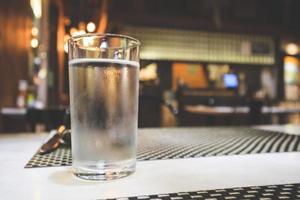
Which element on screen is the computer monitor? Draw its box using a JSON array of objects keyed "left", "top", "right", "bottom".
[{"left": 223, "top": 73, "right": 238, "bottom": 89}]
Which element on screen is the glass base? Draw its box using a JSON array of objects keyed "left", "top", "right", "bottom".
[{"left": 73, "top": 160, "right": 135, "bottom": 181}]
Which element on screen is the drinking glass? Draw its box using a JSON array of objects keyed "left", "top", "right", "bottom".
[{"left": 68, "top": 34, "right": 140, "bottom": 180}]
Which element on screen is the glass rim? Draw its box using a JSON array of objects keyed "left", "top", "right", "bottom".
[{"left": 68, "top": 33, "right": 141, "bottom": 48}]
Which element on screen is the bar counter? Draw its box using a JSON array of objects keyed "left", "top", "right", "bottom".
[{"left": 1, "top": 125, "right": 300, "bottom": 199}]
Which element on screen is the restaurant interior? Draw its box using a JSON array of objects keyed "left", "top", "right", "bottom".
[
  {"left": 1, "top": 0, "right": 300, "bottom": 132},
  {"left": 2, "top": 0, "right": 300, "bottom": 199}
]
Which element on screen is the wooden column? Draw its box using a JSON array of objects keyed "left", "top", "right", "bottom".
[{"left": 0, "top": 0, "right": 31, "bottom": 108}]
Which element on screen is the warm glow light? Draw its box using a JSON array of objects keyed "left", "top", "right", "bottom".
[
  {"left": 72, "top": 30, "right": 86, "bottom": 37},
  {"left": 31, "top": 27, "right": 39, "bottom": 36},
  {"left": 64, "top": 42, "right": 68, "bottom": 53},
  {"left": 38, "top": 68, "right": 47, "bottom": 79},
  {"left": 64, "top": 34, "right": 70, "bottom": 42},
  {"left": 87, "top": 22, "right": 96, "bottom": 32},
  {"left": 78, "top": 22, "right": 86, "bottom": 31},
  {"left": 64, "top": 17, "right": 71, "bottom": 26},
  {"left": 286, "top": 43, "right": 299, "bottom": 55},
  {"left": 31, "top": 38, "right": 39, "bottom": 48},
  {"left": 79, "top": 30, "right": 86, "bottom": 35},
  {"left": 140, "top": 63, "right": 158, "bottom": 81},
  {"left": 70, "top": 27, "right": 78, "bottom": 36},
  {"left": 30, "top": 0, "right": 42, "bottom": 19},
  {"left": 64, "top": 35, "right": 70, "bottom": 53}
]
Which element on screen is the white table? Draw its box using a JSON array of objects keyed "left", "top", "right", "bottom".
[{"left": 1, "top": 126, "right": 300, "bottom": 200}]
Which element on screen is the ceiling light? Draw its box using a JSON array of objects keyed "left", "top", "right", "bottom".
[
  {"left": 286, "top": 43, "right": 299, "bottom": 55},
  {"left": 30, "top": 0, "right": 42, "bottom": 19},
  {"left": 31, "top": 27, "right": 39, "bottom": 36},
  {"left": 87, "top": 22, "right": 96, "bottom": 32},
  {"left": 31, "top": 38, "right": 39, "bottom": 48}
]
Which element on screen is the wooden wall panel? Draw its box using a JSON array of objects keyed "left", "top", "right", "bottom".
[{"left": 0, "top": 0, "right": 31, "bottom": 107}]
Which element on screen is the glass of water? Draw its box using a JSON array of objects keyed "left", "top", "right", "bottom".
[{"left": 68, "top": 34, "right": 140, "bottom": 180}]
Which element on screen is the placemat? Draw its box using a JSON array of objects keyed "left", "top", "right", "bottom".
[
  {"left": 25, "top": 127, "right": 300, "bottom": 168},
  {"left": 105, "top": 183, "right": 300, "bottom": 200}
]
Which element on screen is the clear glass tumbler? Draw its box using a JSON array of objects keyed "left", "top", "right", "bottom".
[{"left": 68, "top": 34, "right": 140, "bottom": 180}]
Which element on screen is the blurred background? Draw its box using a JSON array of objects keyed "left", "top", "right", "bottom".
[{"left": 1, "top": 0, "right": 300, "bottom": 132}]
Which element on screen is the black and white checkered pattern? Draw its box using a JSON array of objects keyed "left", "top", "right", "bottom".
[
  {"left": 105, "top": 183, "right": 300, "bottom": 200},
  {"left": 137, "top": 127, "right": 300, "bottom": 160},
  {"left": 25, "top": 127, "right": 300, "bottom": 168},
  {"left": 26, "top": 147, "right": 71, "bottom": 168}
]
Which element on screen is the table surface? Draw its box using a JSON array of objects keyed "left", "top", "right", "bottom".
[{"left": 1, "top": 125, "right": 300, "bottom": 199}]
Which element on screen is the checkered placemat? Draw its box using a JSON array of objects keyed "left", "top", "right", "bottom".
[
  {"left": 25, "top": 127, "right": 300, "bottom": 168},
  {"left": 105, "top": 183, "right": 300, "bottom": 200}
]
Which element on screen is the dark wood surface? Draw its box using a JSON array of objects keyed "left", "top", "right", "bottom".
[{"left": 0, "top": 0, "right": 31, "bottom": 108}]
